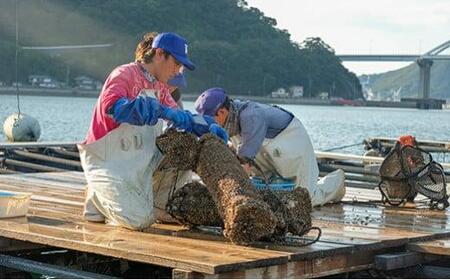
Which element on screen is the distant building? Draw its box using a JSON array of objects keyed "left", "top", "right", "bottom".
[
  {"left": 12, "top": 82, "right": 24, "bottom": 87},
  {"left": 271, "top": 88, "right": 289, "bottom": 98},
  {"left": 74, "top": 75, "right": 103, "bottom": 91},
  {"left": 289, "top": 86, "right": 304, "bottom": 98},
  {"left": 28, "top": 75, "right": 61, "bottom": 88},
  {"left": 318, "top": 92, "right": 329, "bottom": 99}
]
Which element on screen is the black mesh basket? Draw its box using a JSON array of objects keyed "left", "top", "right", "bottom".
[
  {"left": 379, "top": 179, "right": 413, "bottom": 206},
  {"left": 378, "top": 144, "right": 416, "bottom": 205},
  {"left": 378, "top": 143, "right": 448, "bottom": 208},
  {"left": 412, "top": 162, "right": 449, "bottom": 209},
  {"left": 379, "top": 146, "right": 403, "bottom": 178},
  {"left": 399, "top": 146, "right": 432, "bottom": 177}
]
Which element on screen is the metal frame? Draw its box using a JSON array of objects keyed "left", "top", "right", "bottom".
[{"left": 0, "top": 254, "right": 115, "bottom": 279}]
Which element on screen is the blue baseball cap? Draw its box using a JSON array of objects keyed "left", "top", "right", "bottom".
[
  {"left": 168, "top": 73, "right": 187, "bottom": 88},
  {"left": 194, "top": 87, "right": 227, "bottom": 116},
  {"left": 152, "top": 32, "right": 195, "bottom": 70}
]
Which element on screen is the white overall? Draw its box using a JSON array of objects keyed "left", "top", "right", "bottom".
[
  {"left": 78, "top": 91, "right": 190, "bottom": 230},
  {"left": 234, "top": 118, "right": 346, "bottom": 207}
]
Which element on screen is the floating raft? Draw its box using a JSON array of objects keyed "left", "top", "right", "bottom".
[
  {"left": 0, "top": 171, "right": 449, "bottom": 278},
  {"left": 1, "top": 142, "right": 450, "bottom": 277}
]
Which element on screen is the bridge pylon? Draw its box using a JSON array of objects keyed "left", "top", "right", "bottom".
[{"left": 417, "top": 58, "right": 433, "bottom": 99}]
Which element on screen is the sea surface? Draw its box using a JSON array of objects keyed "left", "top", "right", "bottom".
[{"left": 2, "top": 94, "right": 450, "bottom": 158}]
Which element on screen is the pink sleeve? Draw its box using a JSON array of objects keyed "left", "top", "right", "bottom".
[{"left": 100, "top": 67, "right": 132, "bottom": 115}]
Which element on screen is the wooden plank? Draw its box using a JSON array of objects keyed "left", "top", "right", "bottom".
[
  {"left": 18, "top": 171, "right": 87, "bottom": 185},
  {"left": 374, "top": 252, "right": 425, "bottom": 270},
  {"left": 29, "top": 206, "right": 356, "bottom": 264},
  {"left": 408, "top": 238, "right": 450, "bottom": 256},
  {"left": 0, "top": 215, "right": 289, "bottom": 274},
  {"left": 19, "top": 197, "right": 363, "bottom": 272},
  {"left": 30, "top": 197, "right": 363, "bottom": 262},
  {"left": 138, "top": 224, "right": 358, "bottom": 262},
  {"left": 202, "top": 250, "right": 377, "bottom": 278},
  {"left": 1, "top": 170, "right": 449, "bottom": 276},
  {"left": 0, "top": 175, "right": 86, "bottom": 191},
  {"left": 0, "top": 175, "right": 85, "bottom": 194},
  {"left": 313, "top": 203, "right": 450, "bottom": 233},
  {"left": 0, "top": 182, "right": 85, "bottom": 204}
]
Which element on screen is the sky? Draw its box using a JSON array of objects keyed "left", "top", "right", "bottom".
[{"left": 246, "top": 0, "right": 450, "bottom": 75}]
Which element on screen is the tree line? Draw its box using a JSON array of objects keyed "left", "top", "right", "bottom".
[{"left": 0, "top": 0, "right": 362, "bottom": 99}]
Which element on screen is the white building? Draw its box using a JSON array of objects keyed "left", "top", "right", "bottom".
[
  {"left": 289, "top": 86, "right": 304, "bottom": 98},
  {"left": 271, "top": 88, "right": 289, "bottom": 98},
  {"left": 74, "top": 76, "right": 103, "bottom": 91},
  {"left": 28, "top": 75, "right": 61, "bottom": 88}
]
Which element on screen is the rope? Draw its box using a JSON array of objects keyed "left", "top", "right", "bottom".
[
  {"left": 14, "top": 0, "right": 21, "bottom": 122},
  {"left": 323, "top": 142, "right": 362, "bottom": 152},
  {"left": 283, "top": 227, "right": 322, "bottom": 247}
]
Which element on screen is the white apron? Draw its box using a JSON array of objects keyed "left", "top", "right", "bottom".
[
  {"left": 78, "top": 88, "right": 169, "bottom": 230},
  {"left": 78, "top": 119, "right": 163, "bottom": 230},
  {"left": 234, "top": 117, "right": 345, "bottom": 207}
]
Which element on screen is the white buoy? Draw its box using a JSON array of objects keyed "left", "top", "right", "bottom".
[{"left": 3, "top": 113, "right": 41, "bottom": 142}]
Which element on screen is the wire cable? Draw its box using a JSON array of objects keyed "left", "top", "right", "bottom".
[{"left": 323, "top": 142, "right": 362, "bottom": 152}]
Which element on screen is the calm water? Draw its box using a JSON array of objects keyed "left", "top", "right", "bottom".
[{"left": 1, "top": 95, "right": 450, "bottom": 156}]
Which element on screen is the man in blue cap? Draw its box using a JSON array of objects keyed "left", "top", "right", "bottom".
[
  {"left": 80, "top": 32, "right": 227, "bottom": 229},
  {"left": 194, "top": 87, "right": 346, "bottom": 207}
]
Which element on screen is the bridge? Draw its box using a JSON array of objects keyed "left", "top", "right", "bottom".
[{"left": 337, "top": 40, "right": 450, "bottom": 105}]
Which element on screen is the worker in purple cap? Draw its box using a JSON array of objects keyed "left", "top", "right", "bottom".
[
  {"left": 80, "top": 32, "right": 227, "bottom": 230},
  {"left": 194, "top": 87, "right": 346, "bottom": 207}
]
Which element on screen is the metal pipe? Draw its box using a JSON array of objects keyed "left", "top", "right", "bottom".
[
  {"left": 0, "top": 254, "right": 114, "bottom": 279},
  {"left": 3, "top": 158, "right": 67, "bottom": 172},
  {"left": 369, "top": 142, "right": 450, "bottom": 153},
  {"left": 315, "top": 151, "right": 450, "bottom": 169},
  {"left": 49, "top": 148, "right": 80, "bottom": 159},
  {"left": 345, "top": 181, "right": 378, "bottom": 190},
  {"left": 320, "top": 163, "right": 379, "bottom": 176},
  {"left": 0, "top": 142, "right": 78, "bottom": 149},
  {"left": 12, "top": 150, "right": 81, "bottom": 168},
  {"left": 319, "top": 171, "right": 379, "bottom": 183}
]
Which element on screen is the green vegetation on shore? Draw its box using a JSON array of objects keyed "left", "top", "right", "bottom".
[{"left": 0, "top": 0, "right": 362, "bottom": 99}]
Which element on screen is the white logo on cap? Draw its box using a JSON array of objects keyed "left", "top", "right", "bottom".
[{"left": 185, "top": 44, "right": 188, "bottom": 55}]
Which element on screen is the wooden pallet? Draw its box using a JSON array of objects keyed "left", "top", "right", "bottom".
[{"left": 0, "top": 171, "right": 449, "bottom": 278}]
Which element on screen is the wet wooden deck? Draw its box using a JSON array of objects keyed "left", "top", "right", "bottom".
[{"left": 0, "top": 171, "right": 449, "bottom": 278}]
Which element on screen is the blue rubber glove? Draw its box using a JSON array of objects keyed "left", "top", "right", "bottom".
[
  {"left": 191, "top": 115, "right": 215, "bottom": 136},
  {"left": 190, "top": 115, "right": 229, "bottom": 143},
  {"left": 111, "top": 96, "right": 161, "bottom": 126},
  {"left": 160, "top": 107, "right": 193, "bottom": 132},
  {"left": 209, "top": 123, "right": 229, "bottom": 143}
]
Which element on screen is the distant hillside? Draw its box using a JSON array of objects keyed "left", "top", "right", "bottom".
[
  {"left": 361, "top": 61, "right": 450, "bottom": 99},
  {"left": 0, "top": 0, "right": 362, "bottom": 99}
]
